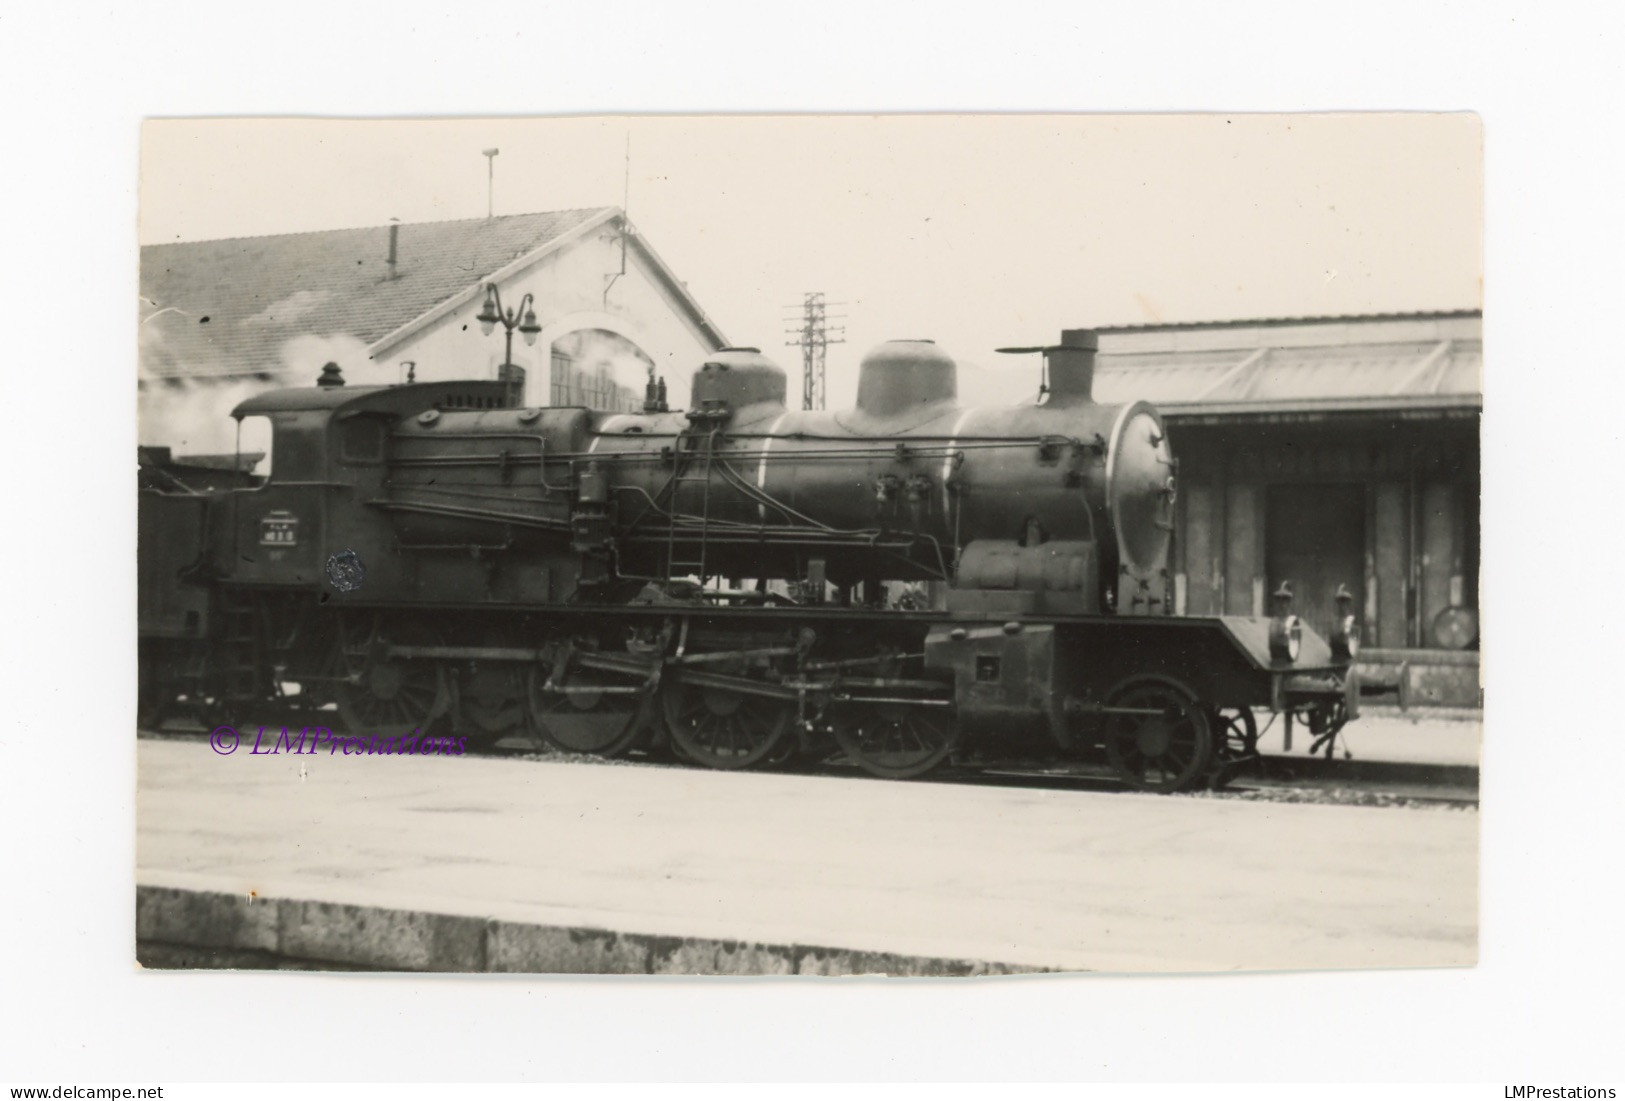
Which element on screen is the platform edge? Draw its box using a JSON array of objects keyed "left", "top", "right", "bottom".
[{"left": 135, "top": 884, "right": 1050, "bottom": 977}]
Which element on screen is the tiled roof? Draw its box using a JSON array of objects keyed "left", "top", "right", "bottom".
[{"left": 139, "top": 208, "right": 612, "bottom": 379}]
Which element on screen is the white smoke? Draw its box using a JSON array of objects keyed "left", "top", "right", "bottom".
[
  {"left": 277, "top": 333, "right": 373, "bottom": 381},
  {"left": 137, "top": 316, "right": 373, "bottom": 459},
  {"left": 552, "top": 329, "right": 653, "bottom": 410}
]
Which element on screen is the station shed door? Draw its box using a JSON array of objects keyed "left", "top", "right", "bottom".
[{"left": 1265, "top": 484, "right": 1365, "bottom": 642}]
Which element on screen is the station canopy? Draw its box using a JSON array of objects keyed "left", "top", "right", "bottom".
[{"left": 1092, "top": 311, "right": 1481, "bottom": 419}]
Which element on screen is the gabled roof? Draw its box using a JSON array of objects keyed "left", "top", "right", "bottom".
[{"left": 139, "top": 208, "right": 727, "bottom": 381}]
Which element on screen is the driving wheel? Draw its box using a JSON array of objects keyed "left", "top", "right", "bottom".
[
  {"left": 336, "top": 621, "right": 456, "bottom": 738},
  {"left": 660, "top": 676, "right": 792, "bottom": 770},
  {"left": 527, "top": 662, "right": 656, "bottom": 758}
]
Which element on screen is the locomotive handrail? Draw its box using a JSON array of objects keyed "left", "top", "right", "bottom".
[
  {"left": 384, "top": 485, "right": 563, "bottom": 507},
  {"left": 395, "top": 532, "right": 516, "bottom": 553},
  {"left": 582, "top": 435, "right": 1080, "bottom": 447},
  {"left": 364, "top": 498, "right": 573, "bottom": 532},
  {"left": 729, "top": 435, "right": 1091, "bottom": 450},
  {"left": 564, "top": 440, "right": 1080, "bottom": 462}
]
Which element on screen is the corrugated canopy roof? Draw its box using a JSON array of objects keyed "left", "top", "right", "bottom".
[
  {"left": 140, "top": 209, "right": 612, "bottom": 380},
  {"left": 1093, "top": 312, "right": 1481, "bottom": 412}
]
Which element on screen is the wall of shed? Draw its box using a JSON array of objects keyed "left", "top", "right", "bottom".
[{"left": 376, "top": 229, "right": 720, "bottom": 408}]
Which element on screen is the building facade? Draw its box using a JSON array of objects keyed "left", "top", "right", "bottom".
[
  {"left": 140, "top": 208, "right": 727, "bottom": 412},
  {"left": 1095, "top": 312, "right": 1482, "bottom": 707}
]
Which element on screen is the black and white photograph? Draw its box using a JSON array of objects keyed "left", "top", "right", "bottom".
[
  {"left": 8, "top": 1, "right": 1625, "bottom": 1090},
  {"left": 134, "top": 114, "right": 1481, "bottom": 976}
]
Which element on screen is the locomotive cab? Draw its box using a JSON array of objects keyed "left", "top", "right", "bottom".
[{"left": 224, "top": 375, "right": 518, "bottom": 592}]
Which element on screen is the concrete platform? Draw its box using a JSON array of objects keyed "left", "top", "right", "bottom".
[{"left": 136, "top": 738, "right": 1477, "bottom": 973}]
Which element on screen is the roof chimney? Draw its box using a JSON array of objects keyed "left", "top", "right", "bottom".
[
  {"left": 1045, "top": 329, "right": 1098, "bottom": 404},
  {"left": 386, "top": 218, "right": 400, "bottom": 280}
]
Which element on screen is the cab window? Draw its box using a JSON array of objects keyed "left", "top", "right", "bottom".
[{"left": 236, "top": 415, "right": 272, "bottom": 480}]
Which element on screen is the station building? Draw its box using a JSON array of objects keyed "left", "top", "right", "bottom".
[{"left": 1094, "top": 312, "right": 1482, "bottom": 708}]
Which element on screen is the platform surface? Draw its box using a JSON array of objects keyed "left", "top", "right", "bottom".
[{"left": 136, "top": 738, "right": 1477, "bottom": 972}]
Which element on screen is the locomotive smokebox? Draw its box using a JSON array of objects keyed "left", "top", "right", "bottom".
[
  {"left": 856, "top": 340, "right": 958, "bottom": 418},
  {"left": 1046, "top": 328, "right": 1097, "bottom": 404}
]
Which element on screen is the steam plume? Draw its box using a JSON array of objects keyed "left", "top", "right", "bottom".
[{"left": 138, "top": 315, "right": 372, "bottom": 457}]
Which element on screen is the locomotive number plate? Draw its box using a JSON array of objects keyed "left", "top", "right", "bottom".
[{"left": 259, "top": 512, "right": 300, "bottom": 546}]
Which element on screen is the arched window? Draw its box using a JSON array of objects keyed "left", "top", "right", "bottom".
[{"left": 549, "top": 329, "right": 654, "bottom": 412}]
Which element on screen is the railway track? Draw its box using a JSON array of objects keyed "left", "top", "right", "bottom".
[{"left": 138, "top": 714, "right": 1478, "bottom": 810}]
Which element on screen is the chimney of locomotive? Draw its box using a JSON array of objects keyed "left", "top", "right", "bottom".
[
  {"left": 386, "top": 218, "right": 400, "bottom": 280},
  {"left": 1046, "top": 329, "right": 1098, "bottom": 404}
]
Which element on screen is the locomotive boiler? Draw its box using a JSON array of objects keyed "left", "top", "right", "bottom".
[
  {"left": 138, "top": 328, "right": 1359, "bottom": 792},
  {"left": 382, "top": 332, "right": 1171, "bottom": 612}
]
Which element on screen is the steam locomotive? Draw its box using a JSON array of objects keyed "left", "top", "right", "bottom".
[{"left": 138, "top": 329, "right": 1358, "bottom": 792}]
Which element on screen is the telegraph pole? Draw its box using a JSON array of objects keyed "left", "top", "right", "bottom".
[{"left": 784, "top": 293, "right": 845, "bottom": 411}]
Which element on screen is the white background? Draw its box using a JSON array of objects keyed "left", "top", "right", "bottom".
[{"left": 1, "top": 0, "right": 1621, "bottom": 1084}]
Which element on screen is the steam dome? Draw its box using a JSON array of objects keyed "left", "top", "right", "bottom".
[{"left": 855, "top": 340, "right": 958, "bottom": 418}]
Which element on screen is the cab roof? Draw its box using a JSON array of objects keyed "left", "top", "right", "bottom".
[{"left": 231, "top": 380, "right": 514, "bottom": 419}]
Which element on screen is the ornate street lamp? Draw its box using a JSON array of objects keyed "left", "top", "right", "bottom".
[{"left": 475, "top": 282, "right": 541, "bottom": 406}]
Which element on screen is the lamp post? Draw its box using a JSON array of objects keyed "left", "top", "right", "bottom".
[{"left": 476, "top": 283, "right": 542, "bottom": 407}]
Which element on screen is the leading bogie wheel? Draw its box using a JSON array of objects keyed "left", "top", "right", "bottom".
[
  {"left": 831, "top": 701, "right": 958, "bottom": 780},
  {"left": 660, "top": 676, "right": 792, "bottom": 770},
  {"left": 1102, "top": 678, "right": 1214, "bottom": 794},
  {"left": 1207, "top": 705, "right": 1260, "bottom": 790}
]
